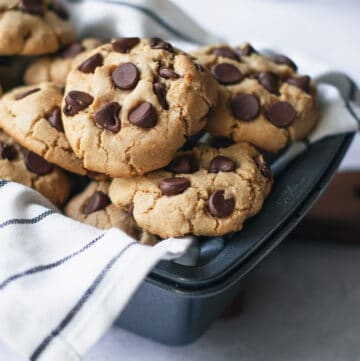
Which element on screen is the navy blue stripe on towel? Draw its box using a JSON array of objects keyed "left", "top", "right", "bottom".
[
  {"left": 67, "top": 0, "right": 200, "bottom": 44},
  {"left": 30, "top": 241, "right": 137, "bottom": 361},
  {"left": 0, "top": 233, "right": 105, "bottom": 290},
  {"left": 0, "top": 210, "right": 55, "bottom": 229},
  {"left": 0, "top": 180, "right": 8, "bottom": 188}
]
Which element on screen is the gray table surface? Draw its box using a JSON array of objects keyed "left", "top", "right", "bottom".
[{"left": 2, "top": 237, "right": 360, "bottom": 361}]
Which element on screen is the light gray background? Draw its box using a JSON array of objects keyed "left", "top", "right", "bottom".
[{"left": 1, "top": 1, "right": 359, "bottom": 360}]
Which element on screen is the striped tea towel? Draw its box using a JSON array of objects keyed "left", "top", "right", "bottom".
[{"left": 0, "top": 1, "right": 360, "bottom": 361}]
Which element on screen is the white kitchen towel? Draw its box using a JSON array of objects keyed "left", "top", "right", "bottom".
[{"left": 0, "top": 1, "right": 359, "bottom": 361}]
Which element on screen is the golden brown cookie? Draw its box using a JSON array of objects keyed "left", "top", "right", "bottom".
[
  {"left": 24, "top": 38, "right": 103, "bottom": 85},
  {"left": 62, "top": 37, "right": 218, "bottom": 177},
  {"left": 0, "top": 129, "right": 70, "bottom": 206},
  {"left": 0, "top": 82, "right": 87, "bottom": 175},
  {"left": 109, "top": 142, "right": 272, "bottom": 238},
  {"left": 192, "top": 44, "right": 318, "bottom": 153},
  {"left": 0, "top": 0, "right": 76, "bottom": 55},
  {"left": 65, "top": 181, "right": 158, "bottom": 245}
]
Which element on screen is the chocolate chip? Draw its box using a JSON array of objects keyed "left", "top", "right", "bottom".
[
  {"left": 19, "top": 0, "right": 44, "bottom": 16},
  {"left": 210, "top": 137, "right": 234, "bottom": 149},
  {"left": 112, "top": 37, "right": 140, "bottom": 53},
  {"left": 0, "top": 143, "right": 17, "bottom": 161},
  {"left": 209, "top": 156, "right": 236, "bottom": 173},
  {"left": 153, "top": 82, "right": 168, "bottom": 110},
  {"left": 83, "top": 191, "right": 110, "bottom": 214},
  {"left": 128, "top": 102, "right": 157, "bottom": 128},
  {"left": 48, "top": 0, "right": 69, "bottom": 20},
  {"left": 63, "top": 91, "right": 93, "bottom": 116},
  {"left": 286, "top": 75, "right": 311, "bottom": 93},
  {"left": 159, "top": 177, "right": 190, "bottom": 196},
  {"left": 94, "top": 102, "right": 121, "bottom": 133},
  {"left": 149, "top": 37, "right": 173, "bottom": 52},
  {"left": 258, "top": 71, "right": 279, "bottom": 94},
  {"left": 15, "top": 88, "right": 40, "bottom": 100},
  {"left": 254, "top": 154, "right": 272, "bottom": 180},
  {"left": 273, "top": 54, "right": 297, "bottom": 72},
  {"left": 158, "top": 67, "right": 179, "bottom": 79},
  {"left": 112, "top": 62, "right": 139, "bottom": 90},
  {"left": 78, "top": 53, "right": 103, "bottom": 73},
  {"left": 24, "top": 151, "right": 53, "bottom": 175},
  {"left": 208, "top": 190, "right": 235, "bottom": 218},
  {"left": 235, "top": 43, "right": 256, "bottom": 57},
  {"left": 46, "top": 107, "right": 63, "bottom": 131},
  {"left": 211, "top": 63, "right": 242, "bottom": 85},
  {"left": 231, "top": 94, "right": 260, "bottom": 121},
  {"left": 195, "top": 63, "right": 205, "bottom": 72},
  {"left": 166, "top": 154, "right": 198, "bottom": 174},
  {"left": 212, "top": 47, "right": 239, "bottom": 61},
  {"left": 61, "top": 42, "right": 84, "bottom": 58},
  {"left": 267, "top": 101, "right": 297, "bottom": 128}
]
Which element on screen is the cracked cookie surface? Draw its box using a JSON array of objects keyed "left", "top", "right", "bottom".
[
  {"left": 0, "top": 82, "right": 87, "bottom": 175},
  {"left": 0, "top": 0, "right": 76, "bottom": 55},
  {"left": 0, "top": 130, "right": 70, "bottom": 206},
  {"left": 109, "top": 142, "right": 272, "bottom": 238},
  {"left": 24, "top": 38, "right": 102, "bottom": 85},
  {"left": 65, "top": 181, "right": 158, "bottom": 245},
  {"left": 191, "top": 44, "right": 318, "bottom": 153},
  {"left": 62, "top": 37, "right": 218, "bottom": 177}
]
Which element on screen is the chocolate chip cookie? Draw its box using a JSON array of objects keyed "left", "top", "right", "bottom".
[
  {"left": 0, "top": 130, "right": 70, "bottom": 206},
  {"left": 109, "top": 142, "right": 272, "bottom": 238},
  {"left": 65, "top": 181, "right": 158, "bottom": 245},
  {"left": 192, "top": 44, "right": 318, "bottom": 153},
  {"left": 62, "top": 37, "right": 218, "bottom": 177},
  {"left": 0, "top": 82, "right": 87, "bottom": 175},
  {"left": 24, "top": 38, "right": 103, "bottom": 85},
  {"left": 0, "top": 0, "right": 76, "bottom": 55}
]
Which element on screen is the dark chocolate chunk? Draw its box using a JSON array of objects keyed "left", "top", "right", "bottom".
[
  {"left": 209, "top": 156, "right": 236, "bottom": 173},
  {"left": 258, "top": 71, "right": 279, "bottom": 94},
  {"left": 159, "top": 177, "right": 190, "bottom": 196},
  {"left": 148, "top": 37, "right": 173, "bottom": 52},
  {"left": 208, "top": 190, "right": 235, "bottom": 217},
  {"left": 78, "top": 53, "right": 103, "bottom": 73},
  {"left": 273, "top": 54, "right": 297, "bottom": 72},
  {"left": 112, "top": 37, "right": 140, "bottom": 53},
  {"left": 24, "top": 151, "right": 53, "bottom": 175},
  {"left": 231, "top": 94, "right": 260, "bottom": 121},
  {"left": 267, "top": 101, "right": 297, "bottom": 128},
  {"left": 83, "top": 191, "right": 110, "bottom": 214},
  {"left": 286, "top": 75, "right": 311, "bottom": 93},
  {"left": 63, "top": 91, "right": 93, "bottom": 116},
  {"left": 128, "top": 102, "right": 157, "bottom": 128},
  {"left": 46, "top": 107, "right": 63, "bottom": 131},
  {"left": 153, "top": 82, "right": 168, "bottom": 110},
  {"left": 211, "top": 63, "right": 242, "bottom": 85},
  {"left": 112, "top": 62, "right": 139, "bottom": 90},
  {"left": 94, "top": 102, "right": 121, "bottom": 133},
  {"left": 158, "top": 67, "right": 179, "bottom": 79}
]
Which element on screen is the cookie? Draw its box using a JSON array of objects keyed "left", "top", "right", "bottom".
[
  {"left": 0, "top": 82, "right": 87, "bottom": 175},
  {"left": 0, "top": 130, "right": 70, "bottom": 206},
  {"left": 191, "top": 44, "right": 318, "bottom": 153},
  {"left": 109, "top": 142, "right": 272, "bottom": 238},
  {"left": 62, "top": 37, "right": 218, "bottom": 177},
  {"left": 65, "top": 181, "right": 158, "bottom": 245},
  {"left": 0, "top": 0, "right": 76, "bottom": 55},
  {"left": 24, "top": 38, "right": 103, "bottom": 85}
]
